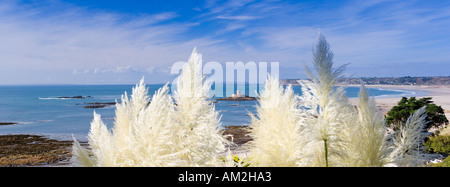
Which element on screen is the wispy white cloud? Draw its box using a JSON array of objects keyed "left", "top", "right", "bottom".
[
  {"left": 215, "top": 15, "right": 261, "bottom": 20},
  {"left": 0, "top": 1, "right": 229, "bottom": 84},
  {"left": 73, "top": 66, "right": 139, "bottom": 75},
  {"left": 1, "top": 0, "right": 450, "bottom": 84},
  {"left": 230, "top": 0, "right": 450, "bottom": 75}
]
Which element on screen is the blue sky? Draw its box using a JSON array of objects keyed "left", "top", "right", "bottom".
[{"left": 0, "top": 0, "right": 450, "bottom": 84}]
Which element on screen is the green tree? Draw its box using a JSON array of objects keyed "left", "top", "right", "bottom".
[{"left": 385, "top": 97, "right": 448, "bottom": 130}]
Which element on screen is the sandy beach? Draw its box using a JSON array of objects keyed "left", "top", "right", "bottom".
[{"left": 349, "top": 84, "right": 450, "bottom": 121}]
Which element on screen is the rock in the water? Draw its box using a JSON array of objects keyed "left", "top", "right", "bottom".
[
  {"left": 0, "top": 122, "right": 18, "bottom": 126},
  {"left": 83, "top": 102, "right": 116, "bottom": 108},
  {"left": 215, "top": 96, "right": 257, "bottom": 101},
  {"left": 57, "top": 96, "right": 92, "bottom": 99}
]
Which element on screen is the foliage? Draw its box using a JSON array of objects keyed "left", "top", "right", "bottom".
[
  {"left": 232, "top": 155, "right": 250, "bottom": 167},
  {"left": 439, "top": 126, "right": 450, "bottom": 136},
  {"left": 431, "top": 156, "right": 450, "bottom": 167},
  {"left": 222, "top": 154, "right": 250, "bottom": 167},
  {"left": 385, "top": 97, "right": 448, "bottom": 130},
  {"left": 424, "top": 135, "right": 450, "bottom": 154}
]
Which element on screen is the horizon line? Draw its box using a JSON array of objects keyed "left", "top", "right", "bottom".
[{"left": 1, "top": 75, "right": 449, "bottom": 86}]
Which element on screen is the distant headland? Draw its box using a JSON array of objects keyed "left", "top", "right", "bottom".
[{"left": 280, "top": 76, "right": 450, "bottom": 86}]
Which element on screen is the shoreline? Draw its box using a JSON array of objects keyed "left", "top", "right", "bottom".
[
  {"left": 348, "top": 84, "right": 450, "bottom": 120},
  {"left": 2, "top": 84, "right": 450, "bottom": 167},
  {"left": 0, "top": 126, "right": 251, "bottom": 167},
  {"left": 0, "top": 134, "right": 84, "bottom": 167}
]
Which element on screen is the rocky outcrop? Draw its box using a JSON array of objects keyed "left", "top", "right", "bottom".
[
  {"left": 215, "top": 96, "right": 257, "bottom": 101},
  {"left": 83, "top": 102, "right": 116, "bottom": 108},
  {"left": 0, "top": 122, "right": 18, "bottom": 126},
  {"left": 57, "top": 96, "right": 92, "bottom": 99}
]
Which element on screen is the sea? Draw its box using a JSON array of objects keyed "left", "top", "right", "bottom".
[{"left": 0, "top": 84, "right": 425, "bottom": 141}]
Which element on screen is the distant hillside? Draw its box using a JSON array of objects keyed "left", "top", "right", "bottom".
[{"left": 280, "top": 76, "right": 450, "bottom": 86}]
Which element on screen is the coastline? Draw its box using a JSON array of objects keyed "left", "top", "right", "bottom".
[
  {"left": 0, "top": 134, "right": 81, "bottom": 167},
  {"left": 2, "top": 84, "right": 450, "bottom": 167},
  {"left": 0, "top": 126, "right": 251, "bottom": 167},
  {"left": 348, "top": 84, "right": 450, "bottom": 120}
]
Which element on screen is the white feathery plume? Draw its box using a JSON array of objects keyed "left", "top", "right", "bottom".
[
  {"left": 387, "top": 106, "right": 428, "bottom": 167},
  {"left": 71, "top": 81, "right": 177, "bottom": 166},
  {"left": 72, "top": 48, "right": 229, "bottom": 167},
  {"left": 303, "top": 33, "right": 351, "bottom": 167},
  {"left": 247, "top": 76, "right": 305, "bottom": 166},
  {"left": 348, "top": 84, "right": 390, "bottom": 167},
  {"left": 172, "top": 47, "right": 229, "bottom": 166},
  {"left": 71, "top": 135, "right": 94, "bottom": 167},
  {"left": 112, "top": 78, "right": 149, "bottom": 154},
  {"left": 246, "top": 33, "right": 430, "bottom": 167},
  {"left": 71, "top": 40, "right": 430, "bottom": 167}
]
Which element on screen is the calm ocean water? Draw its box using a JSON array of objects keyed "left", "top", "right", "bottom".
[{"left": 0, "top": 84, "right": 421, "bottom": 141}]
